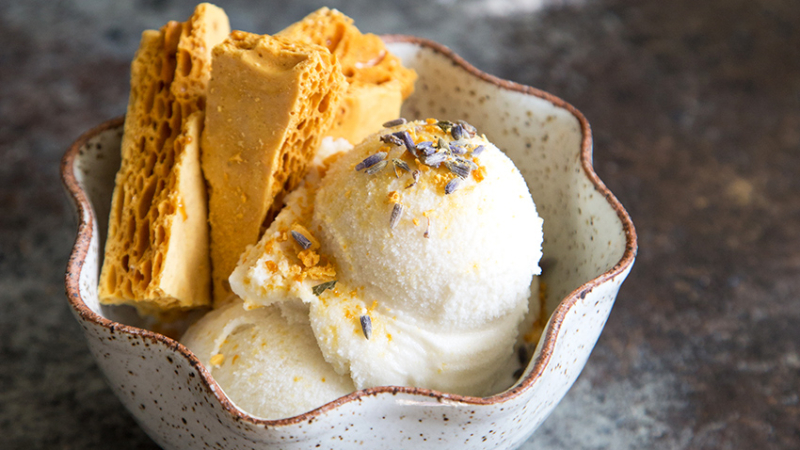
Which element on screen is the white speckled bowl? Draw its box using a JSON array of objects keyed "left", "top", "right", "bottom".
[{"left": 62, "top": 36, "right": 636, "bottom": 449}]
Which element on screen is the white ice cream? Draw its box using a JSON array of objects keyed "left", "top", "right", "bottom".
[
  {"left": 229, "top": 120, "right": 543, "bottom": 397},
  {"left": 181, "top": 299, "right": 355, "bottom": 420}
]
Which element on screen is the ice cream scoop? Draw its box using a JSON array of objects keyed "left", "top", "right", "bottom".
[
  {"left": 230, "top": 120, "right": 543, "bottom": 397},
  {"left": 181, "top": 299, "right": 355, "bottom": 420}
]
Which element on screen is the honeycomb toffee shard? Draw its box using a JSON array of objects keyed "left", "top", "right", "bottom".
[
  {"left": 202, "top": 31, "right": 346, "bottom": 305},
  {"left": 98, "top": 3, "right": 230, "bottom": 314}
]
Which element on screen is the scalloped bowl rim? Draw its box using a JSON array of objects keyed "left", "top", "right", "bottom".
[{"left": 61, "top": 34, "right": 637, "bottom": 427}]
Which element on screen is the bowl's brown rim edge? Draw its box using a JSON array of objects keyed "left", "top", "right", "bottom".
[{"left": 61, "top": 34, "right": 638, "bottom": 427}]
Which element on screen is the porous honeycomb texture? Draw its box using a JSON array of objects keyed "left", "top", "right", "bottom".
[
  {"left": 202, "top": 31, "right": 347, "bottom": 305},
  {"left": 98, "top": 3, "right": 230, "bottom": 315},
  {"left": 278, "top": 7, "right": 417, "bottom": 143}
]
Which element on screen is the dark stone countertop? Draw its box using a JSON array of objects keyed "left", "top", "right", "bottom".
[{"left": 1, "top": 0, "right": 798, "bottom": 448}]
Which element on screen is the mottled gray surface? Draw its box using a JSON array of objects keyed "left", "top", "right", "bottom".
[{"left": 1, "top": 0, "right": 799, "bottom": 448}]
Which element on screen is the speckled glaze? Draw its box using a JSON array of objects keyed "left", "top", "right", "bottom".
[{"left": 61, "top": 37, "right": 636, "bottom": 449}]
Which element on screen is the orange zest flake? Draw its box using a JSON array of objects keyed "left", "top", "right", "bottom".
[
  {"left": 277, "top": 230, "right": 289, "bottom": 242},
  {"left": 425, "top": 118, "right": 437, "bottom": 124},
  {"left": 306, "top": 264, "right": 336, "bottom": 280},
  {"left": 263, "top": 238, "right": 275, "bottom": 253},
  {"left": 342, "top": 304, "right": 357, "bottom": 320},
  {"left": 298, "top": 249, "right": 320, "bottom": 268},
  {"left": 432, "top": 172, "right": 456, "bottom": 190},
  {"left": 264, "top": 260, "right": 279, "bottom": 273},
  {"left": 231, "top": 355, "right": 240, "bottom": 365},
  {"left": 288, "top": 264, "right": 302, "bottom": 276},
  {"left": 472, "top": 164, "right": 487, "bottom": 183},
  {"left": 387, "top": 190, "right": 401, "bottom": 203},
  {"left": 413, "top": 217, "right": 420, "bottom": 226},
  {"left": 210, "top": 354, "right": 225, "bottom": 366},
  {"left": 423, "top": 124, "right": 440, "bottom": 134}
]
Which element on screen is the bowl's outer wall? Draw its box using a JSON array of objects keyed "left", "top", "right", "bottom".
[{"left": 63, "top": 38, "right": 635, "bottom": 449}]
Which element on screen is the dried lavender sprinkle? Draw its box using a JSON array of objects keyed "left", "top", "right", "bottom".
[
  {"left": 406, "top": 169, "right": 421, "bottom": 189},
  {"left": 445, "top": 160, "right": 471, "bottom": 178},
  {"left": 360, "top": 315, "right": 372, "bottom": 340},
  {"left": 382, "top": 118, "right": 407, "bottom": 127},
  {"left": 380, "top": 134, "right": 403, "bottom": 147},
  {"left": 456, "top": 157, "right": 478, "bottom": 170},
  {"left": 449, "top": 143, "right": 467, "bottom": 155},
  {"left": 389, "top": 203, "right": 404, "bottom": 229},
  {"left": 392, "top": 131, "right": 416, "bottom": 153},
  {"left": 451, "top": 124, "right": 464, "bottom": 140},
  {"left": 416, "top": 141, "right": 435, "bottom": 156},
  {"left": 471, "top": 145, "right": 485, "bottom": 156},
  {"left": 457, "top": 120, "right": 477, "bottom": 136},
  {"left": 392, "top": 159, "right": 410, "bottom": 177},
  {"left": 445, "top": 178, "right": 461, "bottom": 194},
  {"left": 365, "top": 160, "right": 388, "bottom": 175},
  {"left": 312, "top": 280, "right": 337, "bottom": 296},
  {"left": 423, "top": 152, "right": 447, "bottom": 167},
  {"left": 356, "top": 152, "right": 387, "bottom": 171},
  {"left": 290, "top": 230, "right": 312, "bottom": 249},
  {"left": 424, "top": 216, "right": 432, "bottom": 238}
]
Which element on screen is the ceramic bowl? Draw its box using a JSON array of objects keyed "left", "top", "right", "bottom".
[{"left": 62, "top": 36, "right": 636, "bottom": 449}]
